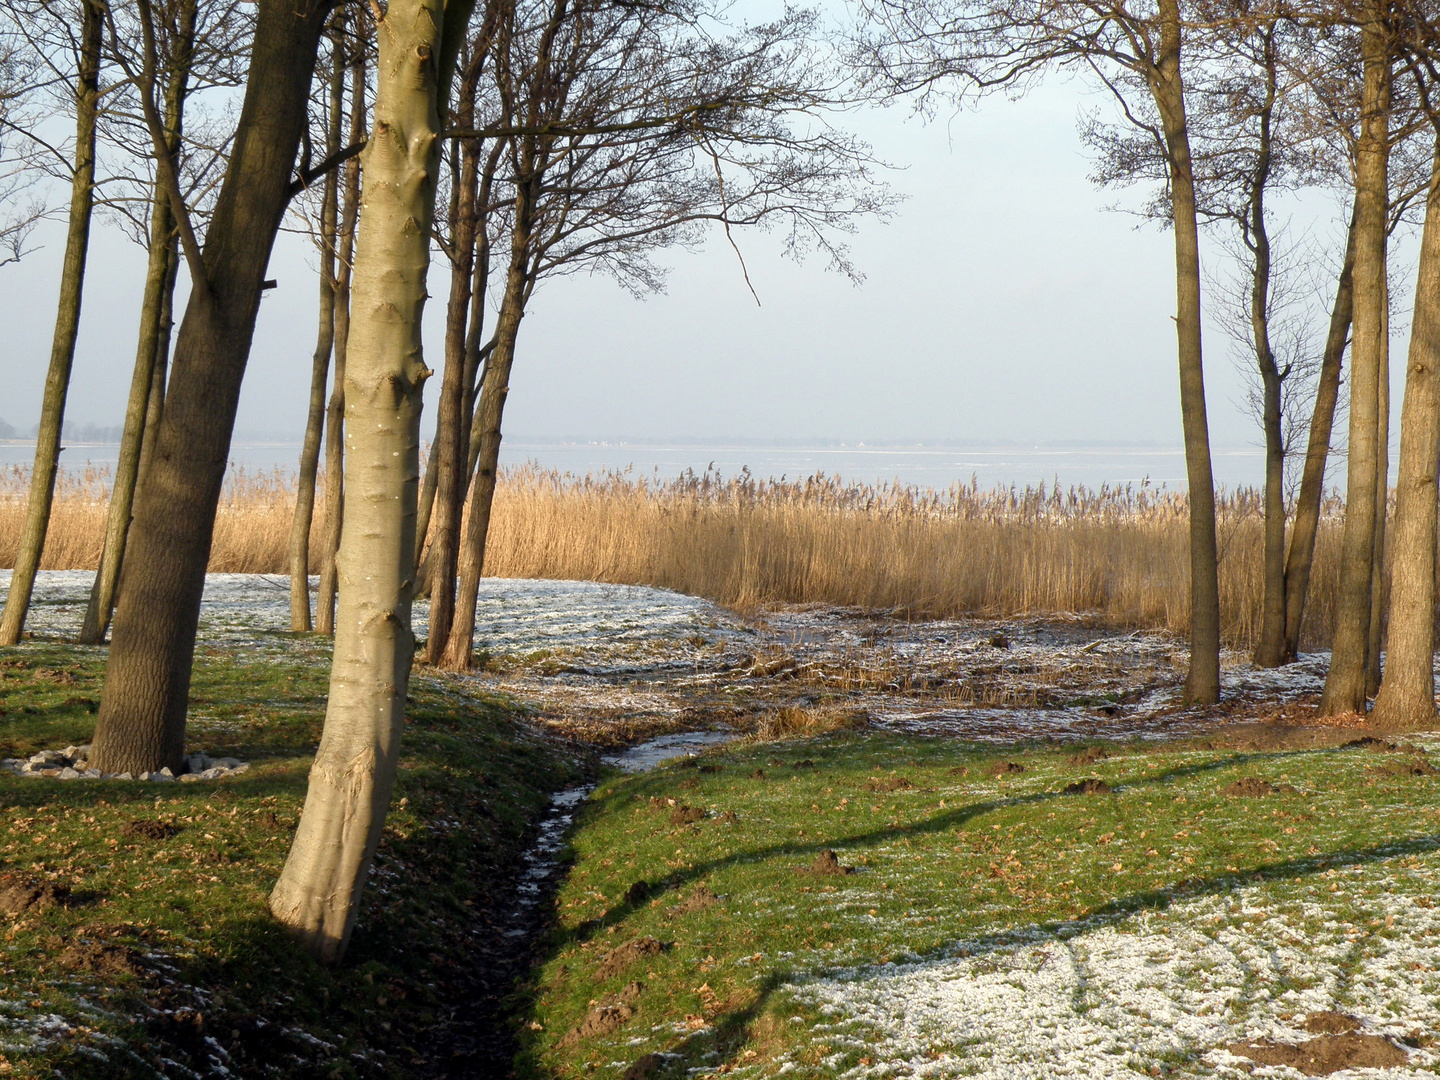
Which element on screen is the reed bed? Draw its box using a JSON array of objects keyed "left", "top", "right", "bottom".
[{"left": 0, "top": 461, "right": 1347, "bottom": 650}]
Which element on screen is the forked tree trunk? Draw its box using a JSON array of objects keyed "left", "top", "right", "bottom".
[
  {"left": 1366, "top": 294, "right": 1390, "bottom": 697},
  {"left": 439, "top": 176, "right": 536, "bottom": 672},
  {"left": 425, "top": 114, "right": 483, "bottom": 663},
  {"left": 1148, "top": 0, "right": 1220, "bottom": 703},
  {"left": 0, "top": 0, "right": 103, "bottom": 646},
  {"left": 270, "top": 0, "right": 473, "bottom": 961},
  {"left": 1371, "top": 147, "right": 1440, "bottom": 731},
  {"left": 1322, "top": 19, "right": 1389, "bottom": 716},
  {"left": 1283, "top": 207, "right": 1357, "bottom": 660},
  {"left": 88, "top": 0, "right": 330, "bottom": 775},
  {"left": 81, "top": 20, "right": 193, "bottom": 646},
  {"left": 317, "top": 48, "right": 367, "bottom": 638},
  {"left": 138, "top": 240, "right": 177, "bottom": 480},
  {"left": 289, "top": 27, "right": 345, "bottom": 632}
]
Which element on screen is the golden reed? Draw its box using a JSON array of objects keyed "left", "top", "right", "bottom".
[{"left": 0, "top": 462, "right": 1346, "bottom": 650}]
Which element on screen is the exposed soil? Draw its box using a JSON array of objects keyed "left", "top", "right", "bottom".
[
  {"left": 57, "top": 940, "right": 141, "bottom": 977},
  {"left": 558, "top": 981, "right": 644, "bottom": 1047},
  {"left": 0, "top": 873, "right": 70, "bottom": 915},
  {"left": 865, "top": 776, "right": 912, "bottom": 793},
  {"left": 596, "top": 936, "right": 670, "bottom": 979},
  {"left": 988, "top": 761, "right": 1025, "bottom": 777},
  {"left": 1373, "top": 757, "right": 1439, "bottom": 778},
  {"left": 804, "top": 849, "right": 854, "bottom": 876},
  {"left": 1069, "top": 747, "right": 1110, "bottom": 767},
  {"left": 1064, "top": 778, "right": 1113, "bottom": 795},
  {"left": 669, "top": 804, "right": 705, "bottom": 825},
  {"left": 1221, "top": 777, "right": 1277, "bottom": 798},
  {"left": 670, "top": 885, "right": 721, "bottom": 915},
  {"left": 1228, "top": 1031, "right": 1410, "bottom": 1074},
  {"left": 123, "top": 819, "right": 181, "bottom": 840},
  {"left": 1301, "top": 1012, "right": 1361, "bottom": 1035}
]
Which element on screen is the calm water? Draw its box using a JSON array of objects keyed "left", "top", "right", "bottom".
[{"left": 0, "top": 438, "right": 1307, "bottom": 491}]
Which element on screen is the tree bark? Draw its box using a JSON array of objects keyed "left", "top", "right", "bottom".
[
  {"left": 1249, "top": 38, "right": 1285, "bottom": 668},
  {"left": 81, "top": 9, "right": 193, "bottom": 647},
  {"left": 1371, "top": 147, "right": 1440, "bottom": 730},
  {"left": 289, "top": 26, "right": 345, "bottom": 632},
  {"left": 0, "top": 0, "right": 103, "bottom": 646},
  {"left": 1366, "top": 282, "right": 1391, "bottom": 696},
  {"left": 1147, "top": 0, "right": 1220, "bottom": 703},
  {"left": 1283, "top": 205, "right": 1358, "bottom": 660},
  {"left": 317, "top": 44, "right": 367, "bottom": 638},
  {"left": 439, "top": 173, "right": 536, "bottom": 672},
  {"left": 1321, "top": 16, "right": 1389, "bottom": 715},
  {"left": 271, "top": 0, "right": 472, "bottom": 962},
  {"left": 425, "top": 92, "right": 482, "bottom": 663},
  {"left": 88, "top": 0, "right": 330, "bottom": 775}
]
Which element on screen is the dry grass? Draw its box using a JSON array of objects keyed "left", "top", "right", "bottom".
[{"left": 0, "top": 462, "right": 1347, "bottom": 650}]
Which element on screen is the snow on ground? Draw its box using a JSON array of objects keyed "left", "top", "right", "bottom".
[{"left": 779, "top": 858, "right": 1440, "bottom": 1078}]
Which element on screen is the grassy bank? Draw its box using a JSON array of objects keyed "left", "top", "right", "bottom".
[
  {"left": 0, "top": 639, "right": 585, "bottom": 1078},
  {"left": 521, "top": 730, "right": 1440, "bottom": 1078},
  {"left": 1, "top": 465, "right": 1347, "bottom": 651}
]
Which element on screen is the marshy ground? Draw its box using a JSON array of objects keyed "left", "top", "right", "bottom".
[{"left": 1, "top": 571, "right": 1437, "bottom": 1078}]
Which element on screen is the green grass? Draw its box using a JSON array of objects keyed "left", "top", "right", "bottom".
[
  {"left": 0, "top": 641, "right": 585, "bottom": 1079},
  {"left": 519, "top": 732, "right": 1440, "bottom": 1078}
]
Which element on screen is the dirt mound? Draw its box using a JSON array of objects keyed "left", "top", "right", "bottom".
[
  {"left": 0, "top": 874, "right": 70, "bottom": 915},
  {"left": 718, "top": 810, "right": 738, "bottom": 824},
  {"left": 1228, "top": 1032, "right": 1409, "bottom": 1074},
  {"left": 1064, "top": 778, "right": 1112, "bottom": 795},
  {"left": 559, "top": 981, "right": 643, "bottom": 1047},
  {"left": 1069, "top": 747, "right": 1110, "bottom": 767},
  {"left": 865, "top": 776, "right": 912, "bottom": 793},
  {"left": 623, "top": 1053, "right": 671, "bottom": 1080},
  {"left": 792, "top": 759, "right": 817, "bottom": 769},
  {"left": 123, "top": 819, "right": 180, "bottom": 840},
  {"left": 1373, "top": 757, "right": 1439, "bottom": 778},
  {"left": 671, "top": 885, "right": 721, "bottom": 915},
  {"left": 623, "top": 881, "right": 651, "bottom": 906},
  {"left": 749, "top": 768, "right": 766, "bottom": 779},
  {"left": 596, "top": 936, "right": 670, "bottom": 979},
  {"left": 988, "top": 761, "right": 1025, "bottom": 777},
  {"left": 669, "top": 804, "right": 705, "bottom": 825},
  {"left": 802, "top": 849, "right": 853, "bottom": 876},
  {"left": 1301, "top": 1012, "right": 1362, "bottom": 1035},
  {"left": 58, "top": 941, "right": 140, "bottom": 977},
  {"left": 947, "top": 766, "right": 969, "bottom": 777},
  {"left": 1221, "top": 777, "right": 1276, "bottom": 798}
]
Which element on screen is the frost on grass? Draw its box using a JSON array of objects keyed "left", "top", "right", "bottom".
[{"left": 781, "top": 862, "right": 1440, "bottom": 1079}]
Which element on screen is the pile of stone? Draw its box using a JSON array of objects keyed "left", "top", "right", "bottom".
[{"left": 0, "top": 746, "right": 250, "bottom": 782}]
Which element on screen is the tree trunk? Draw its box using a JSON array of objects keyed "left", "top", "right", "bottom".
[
  {"left": 1366, "top": 283, "right": 1391, "bottom": 696},
  {"left": 81, "top": 12, "right": 194, "bottom": 647},
  {"left": 425, "top": 113, "right": 482, "bottom": 663},
  {"left": 439, "top": 176, "right": 536, "bottom": 672},
  {"left": 1321, "top": 18, "right": 1389, "bottom": 716},
  {"left": 317, "top": 45, "right": 368, "bottom": 638},
  {"left": 88, "top": 0, "right": 330, "bottom": 775},
  {"left": 1250, "top": 40, "right": 1286, "bottom": 669},
  {"left": 1371, "top": 147, "right": 1440, "bottom": 730},
  {"left": 289, "top": 27, "right": 345, "bottom": 633},
  {"left": 1283, "top": 205, "right": 1358, "bottom": 660},
  {"left": 271, "top": 0, "right": 470, "bottom": 963},
  {"left": 0, "top": 0, "right": 103, "bottom": 646},
  {"left": 1147, "top": 0, "right": 1219, "bottom": 703},
  {"left": 80, "top": 188, "right": 172, "bottom": 646}
]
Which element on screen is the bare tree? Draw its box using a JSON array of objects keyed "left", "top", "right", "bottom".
[
  {"left": 855, "top": 0, "right": 1223, "bottom": 701},
  {"left": 0, "top": 0, "right": 106, "bottom": 647},
  {"left": 87, "top": 0, "right": 331, "bottom": 775},
  {"left": 270, "top": 0, "right": 478, "bottom": 962}
]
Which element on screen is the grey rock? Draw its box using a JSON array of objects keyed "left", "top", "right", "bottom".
[
  {"left": 57, "top": 767, "right": 80, "bottom": 779},
  {"left": 115, "top": 772, "right": 133, "bottom": 781}
]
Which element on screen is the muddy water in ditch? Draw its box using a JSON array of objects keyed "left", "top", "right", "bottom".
[{"left": 462, "top": 733, "right": 735, "bottom": 1078}]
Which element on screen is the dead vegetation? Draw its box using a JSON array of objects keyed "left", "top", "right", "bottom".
[{"left": 0, "top": 463, "right": 1348, "bottom": 651}]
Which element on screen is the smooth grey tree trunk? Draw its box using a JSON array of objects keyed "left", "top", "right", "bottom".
[
  {"left": 1283, "top": 206, "right": 1357, "bottom": 660},
  {"left": 289, "top": 26, "right": 345, "bottom": 632},
  {"left": 1322, "top": 19, "right": 1389, "bottom": 715},
  {"left": 1371, "top": 147, "right": 1440, "bottom": 730},
  {"left": 271, "top": 0, "right": 475, "bottom": 961},
  {"left": 0, "top": 0, "right": 103, "bottom": 646}
]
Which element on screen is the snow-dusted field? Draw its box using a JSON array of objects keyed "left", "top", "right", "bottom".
[{"left": 778, "top": 858, "right": 1440, "bottom": 1078}]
